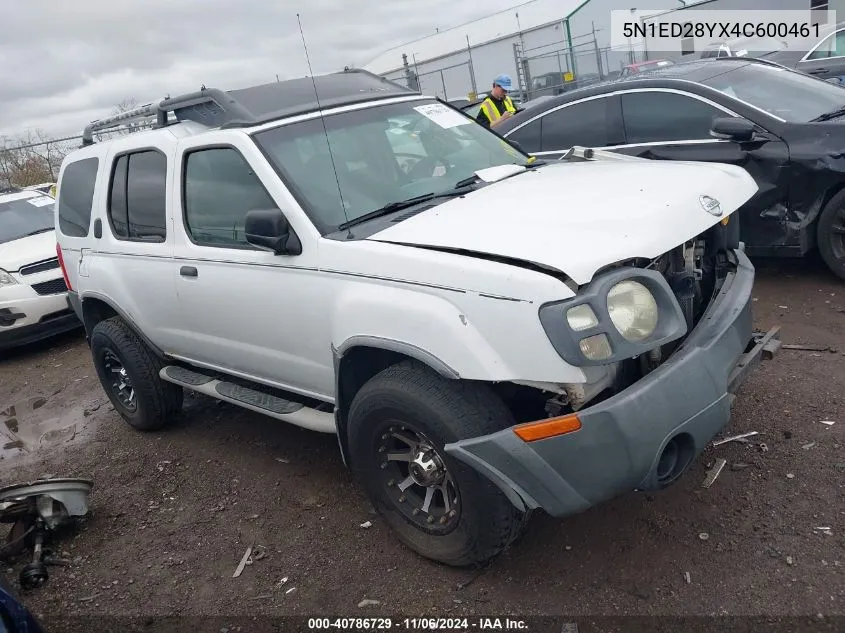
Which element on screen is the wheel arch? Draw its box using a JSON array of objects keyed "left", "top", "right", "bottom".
[
  {"left": 80, "top": 293, "right": 165, "bottom": 359},
  {"left": 332, "top": 337, "right": 460, "bottom": 469}
]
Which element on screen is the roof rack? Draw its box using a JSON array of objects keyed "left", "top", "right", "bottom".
[{"left": 81, "top": 67, "right": 417, "bottom": 147}]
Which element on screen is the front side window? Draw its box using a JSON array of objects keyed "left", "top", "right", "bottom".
[
  {"left": 621, "top": 91, "right": 726, "bottom": 143},
  {"left": 57, "top": 157, "right": 98, "bottom": 238},
  {"left": 252, "top": 99, "right": 531, "bottom": 234},
  {"left": 183, "top": 147, "right": 277, "bottom": 247},
  {"left": 107, "top": 150, "right": 167, "bottom": 241},
  {"left": 702, "top": 63, "right": 845, "bottom": 121}
]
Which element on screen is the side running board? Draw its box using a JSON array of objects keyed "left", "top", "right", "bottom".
[{"left": 159, "top": 365, "right": 336, "bottom": 434}]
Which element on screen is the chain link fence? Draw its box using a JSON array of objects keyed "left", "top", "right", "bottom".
[
  {"left": 382, "top": 57, "right": 479, "bottom": 102},
  {"left": 518, "top": 31, "right": 649, "bottom": 102}
]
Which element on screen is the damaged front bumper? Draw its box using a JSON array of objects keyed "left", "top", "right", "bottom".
[{"left": 444, "top": 249, "right": 778, "bottom": 517}]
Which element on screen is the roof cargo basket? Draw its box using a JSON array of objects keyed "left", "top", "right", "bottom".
[{"left": 81, "top": 67, "right": 417, "bottom": 146}]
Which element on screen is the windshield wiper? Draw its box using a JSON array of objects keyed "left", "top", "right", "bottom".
[
  {"left": 453, "top": 160, "right": 547, "bottom": 190},
  {"left": 811, "top": 105, "right": 845, "bottom": 122},
  {"left": 337, "top": 185, "right": 476, "bottom": 231},
  {"left": 25, "top": 228, "right": 53, "bottom": 236}
]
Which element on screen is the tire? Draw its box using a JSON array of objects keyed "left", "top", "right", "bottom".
[
  {"left": 90, "top": 317, "right": 183, "bottom": 431},
  {"left": 817, "top": 189, "right": 845, "bottom": 280},
  {"left": 347, "top": 360, "right": 527, "bottom": 567}
]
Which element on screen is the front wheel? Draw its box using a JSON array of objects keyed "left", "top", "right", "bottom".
[
  {"left": 817, "top": 190, "right": 845, "bottom": 280},
  {"left": 347, "top": 361, "right": 527, "bottom": 567}
]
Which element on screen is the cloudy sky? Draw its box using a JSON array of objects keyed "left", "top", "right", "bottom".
[{"left": 1, "top": 0, "right": 526, "bottom": 141}]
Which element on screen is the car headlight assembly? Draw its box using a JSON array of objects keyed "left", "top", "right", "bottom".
[
  {"left": 607, "top": 280, "right": 659, "bottom": 342},
  {"left": 538, "top": 268, "right": 689, "bottom": 367},
  {"left": 0, "top": 269, "right": 18, "bottom": 288}
]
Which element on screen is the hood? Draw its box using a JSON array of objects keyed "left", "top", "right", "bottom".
[
  {"left": 367, "top": 158, "right": 758, "bottom": 285},
  {"left": 0, "top": 230, "right": 57, "bottom": 272}
]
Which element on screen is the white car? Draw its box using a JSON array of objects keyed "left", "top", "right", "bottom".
[
  {"left": 0, "top": 189, "right": 80, "bottom": 351},
  {"left": 55, "top": 69, "right": 776, "bottom": 567}
]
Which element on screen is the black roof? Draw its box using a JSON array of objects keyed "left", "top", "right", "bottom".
[
  {"left": 494, "top": 57, "right": 794, "bottom": 134},
  {"left": 82, "top": 68, "right": 419, "bottom": 144}
]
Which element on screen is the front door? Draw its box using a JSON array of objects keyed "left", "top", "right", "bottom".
[
  {"left": 168, "top": 132, "right": 334, "bottom": 401},
  {"left": 612, "top": 89, "right": 792, "bottom": 253}
]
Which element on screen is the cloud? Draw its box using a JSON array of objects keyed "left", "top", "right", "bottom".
[{"left": 1, "top": 0, "right": 522, "bottom": 140}]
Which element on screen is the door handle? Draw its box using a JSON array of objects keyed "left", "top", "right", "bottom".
[
  {"left": 808, "top": 68, "right": 827, "bottom": 74},
  {"left": 180, "top": 266, "right": 198, "bottom": 277}
]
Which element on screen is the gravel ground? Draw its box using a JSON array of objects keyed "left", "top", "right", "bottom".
[{"left": 0, "top": 254, "right": 843, "bottom": 631}]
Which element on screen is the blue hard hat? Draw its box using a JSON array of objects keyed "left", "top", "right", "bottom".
[{"left": 493, "top": 74, "right": 512, "bottom": 90}]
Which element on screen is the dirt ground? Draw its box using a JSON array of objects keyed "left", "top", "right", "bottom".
[{"left": 1, "top": 254, "right": 843, "bottom": 630}]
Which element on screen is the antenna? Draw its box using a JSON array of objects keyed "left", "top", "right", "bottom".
[{"left": 297, "top": 13, "right": 352, "bottom": 235}]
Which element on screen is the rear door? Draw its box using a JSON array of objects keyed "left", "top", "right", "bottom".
[
  {"left": 613, "top": 88, "right": 792, "bottom": 251},
  {"left": 80, "top": 133, "right": 179, "bottom": 352}
]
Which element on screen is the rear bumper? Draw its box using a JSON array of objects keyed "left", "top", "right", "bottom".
[{"left": 445, "top": 250, "right": 774, "bottom": 517}]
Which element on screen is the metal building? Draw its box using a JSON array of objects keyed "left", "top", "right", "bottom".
[
  {"left": 639, "top": 0, "right": 843, "bottom": 63},
  {"left": 363, "top": 0, "right": 682, "bottom": 102}
]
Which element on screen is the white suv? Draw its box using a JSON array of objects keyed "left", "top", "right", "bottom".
[
  {"left": 55, "top": 69, "right": 777, "bottom": 566},
  {"left": 0, "top": 188, "right": 80, "bottom": 351}
]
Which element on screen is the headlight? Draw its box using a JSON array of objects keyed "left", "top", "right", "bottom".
[
  {"left": 0, "top": 269, "right": 18, "bottom": 287},
  {"left": 537, "top": 267, "right": 688, "bottom": 367},
  {"left": 607, "top": 280, "right": 659, "bottom": 341}
]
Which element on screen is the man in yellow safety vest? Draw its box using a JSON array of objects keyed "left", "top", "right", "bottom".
[{"left": 476, "top": 74, "right": 517, "bottom": 129}]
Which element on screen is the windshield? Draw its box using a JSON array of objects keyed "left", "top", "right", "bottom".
[
  {"left": 252, "top": 99, "right": 530, "bottom": 233},
  {"left": 701, "top": 63, "right": 845, "bottom": 122},
  {"left": 0, "top": 196, "right": 55, "bottom": 245}
]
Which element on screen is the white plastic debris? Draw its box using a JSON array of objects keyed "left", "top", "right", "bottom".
[
  {"left": 820, "top": 420, "right": 836, "bottom": 426},
  {"left": 360, "top": 521, "right": 373, "bottom": 529},
  {"left": 684, "top": 571, "right": 691, "bottom": 584},
  {"left": 814, "top": 527, "right": 833, "bottom": 536},
  {"left": 698, "top": 532, "right": 709, "bottom": 541},
  {"left": 358, "top": 599, "right": 381, "bottom": 607},
  {"left": 702, "top": 458, "right": 727, "bottom": 488},
  {"left": 713, "top": 431, "right": 758, "bottom": 446},
  {"left": 802, "top": 442, "right": 816, "bottom": 450},
  {"left": 232, "top": 547, "right": 252, "bottom": 578},
  {"left": 786, "top": 473, "right": 795, "bottom": 479}
]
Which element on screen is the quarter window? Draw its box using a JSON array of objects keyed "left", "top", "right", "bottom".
[
  {"left": 107, "top": 150, "right": 167, "bottom": 241},
  {"left": 57, "top": 158, "right": 99, "bottom": 238},
  {"left": 620, "top": 92, "right": 726, "bottom": 143},
  {"left": 538, "top": 99, "right": 610, "bottom": 150},
  {"left": 183, "top": 147, "right": 277, "bottom": 247}
]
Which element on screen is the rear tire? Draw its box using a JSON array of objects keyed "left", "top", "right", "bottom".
[
  {"left": 90, "top": 317, "right": 182, "bottom": 431},
  {"left": 817, "top": 190, "right": 845, "bottom": 280},
  {"left": 347, "top": 360, "right": 527, "bottom": 567}
]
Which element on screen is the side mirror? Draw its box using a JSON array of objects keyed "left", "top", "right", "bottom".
[
  {"left": 508, "top": 140, "right": 523, "bottom": 152},
  {"left": 710, "top": 116, "right": 756, "bottom": 142},
  {"left": 244, "top": 208, "right": 302, "bottom": 255},
  {"left": 826, "top": 77, "right": 841, "bottom": 84}
]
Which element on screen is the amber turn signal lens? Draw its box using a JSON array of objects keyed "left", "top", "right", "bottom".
[
  {"left": 720, "top": 216, "right": 730, "bottom": 225},
  {"left": 513, "top": 413, "right": 582, "bottom": 442}
]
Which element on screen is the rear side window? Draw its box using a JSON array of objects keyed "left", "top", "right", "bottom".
[
  {"left": 58, "top": 158, "right": 99, "bottom": 237},
  {"left": 539, "top": 100, "right": 610, "bottom": 150},
  {"left": 183, "top": 147, "right": 276, "bottom": 248},
  {"left": 107, "top": 150, "right": 167, "bottom": 241}
]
